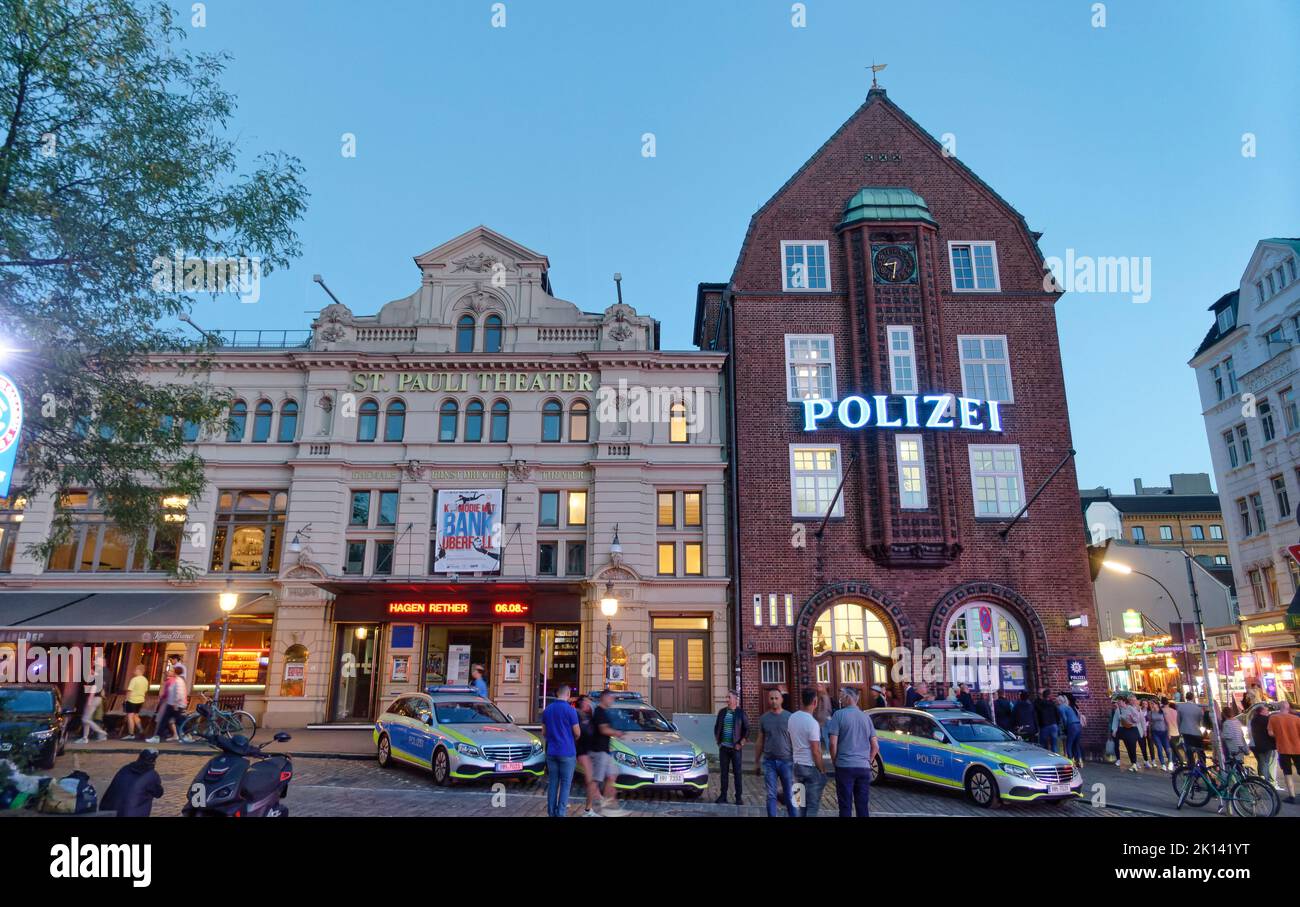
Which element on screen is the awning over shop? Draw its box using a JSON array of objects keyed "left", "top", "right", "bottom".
[{"left": 0, "top": 591, "right": 271, "bottom": 643}]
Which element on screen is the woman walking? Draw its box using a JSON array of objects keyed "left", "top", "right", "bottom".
[
  {"left": 1116, "top": 696, "right": 1144, "bottom": 771},
  {"left": 1146, "top": 699, "right": 1172, "bottom": 770}
]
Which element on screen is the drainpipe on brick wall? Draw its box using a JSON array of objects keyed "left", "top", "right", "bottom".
[{"left": 722, "top": 286, "right": 743, "bottom": 699}]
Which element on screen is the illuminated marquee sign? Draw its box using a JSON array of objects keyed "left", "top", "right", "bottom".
[
  {"left": 388, "top": 602, "right": 469, "bottom": 615},
  {"left": 386, "top": 601, "right": 531, "bottom": 619},
  {"left": 801, "top": 393, "right": 1003, "bottom": 433},
  {"left": 0, "top": 372, "right": 24, "bottom": 498},
  {"left": 493, "top": 602, "right": 529, "bottom": 615}
]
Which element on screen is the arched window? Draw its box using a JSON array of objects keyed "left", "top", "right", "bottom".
[
  {"left": 812, "top": 602, "right": 891, "bottom": 657},
  {"left": 483, "top": 314, "right": 503, "bottom": 353},
  {"left": 438, "top": 400, "right": 458, "bottom": 442},
  {"left": 569, "top": 399, "right": 590, "bottom": 442},
  {"left": 357, "top": 399, "right": 379, "bottom": 442},
  {"left": 227, "top": 400, "right": 247, "bottom": 442},
  {"left": 669, "top": 401, "right": 689, "bottom": 443},
  {"left": 277, "top": 400, "right": 298, "bottom": 442},
  {"left": 541, "top": 399, "right": 563, "bottom": 442},
  {"left": 384, "top": 400, "right": 406, "bottom": 442},
  {"left": 945, "top": 602, "right": 1028, "bottom": 690},
  {"left": 456, "top": 315, "right": 475, "bottom": 353},
  {"left": 251, "top": 400, "right": 273, "bottom": 442},
  {"left": 490, "top": 400, "right": 510, "bottom": 442},
  {"left": 464, "top": 400, "right": 484, "bottom": 442}
]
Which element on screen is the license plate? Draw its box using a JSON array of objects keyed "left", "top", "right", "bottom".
[
  {"left": 495, "top": 762, "right": 523, "bottom": 772},
  {"left": 1049, "top": 782, "right": 1070, "bottom": 795},
  {"left": 654, "top": 772, "right": 684, "bottom": 785}
]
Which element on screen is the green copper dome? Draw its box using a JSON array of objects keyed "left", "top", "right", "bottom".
[{"left": 837, "top": 187, "right": 936, "bottom": 229}]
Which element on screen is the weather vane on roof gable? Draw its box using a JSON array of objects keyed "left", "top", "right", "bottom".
[{"left": 869, "top": 61, "right": 887, "bottom": 90}]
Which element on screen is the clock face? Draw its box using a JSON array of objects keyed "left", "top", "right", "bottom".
[{"left": 872, "top": 244, "right": 916, "bottom": 284}]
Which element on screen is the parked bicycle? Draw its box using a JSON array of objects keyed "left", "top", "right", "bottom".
[
  {"left": 1172, "top": 751, "right": 1279, "bottom": 817},
  {"left": 180, "top": 693, "right": 257, "bottom": 741}
]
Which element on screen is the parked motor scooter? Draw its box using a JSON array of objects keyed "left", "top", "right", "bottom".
[{"left": 181, "top": 703, "right": 293, "bottom": 817}]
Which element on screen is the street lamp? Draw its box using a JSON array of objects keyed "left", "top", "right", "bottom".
[
  {"left": 212, "top": 580, "right": 240, "bottom": 714},
  {"left": 600, "top": 581, "right": 618, "bottom": 687},
  {"left": 1102, "top": 554, "right": 1224, "bottom": 766}
]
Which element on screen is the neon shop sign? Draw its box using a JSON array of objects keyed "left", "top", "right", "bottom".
[{"left": 801, "top": 393, "right": 1003, "bottom": 433}]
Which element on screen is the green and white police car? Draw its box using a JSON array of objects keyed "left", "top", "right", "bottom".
[
  {"left": 374, "top": 686, "right": 545, "bottom": 785},
  {"left": 583, "top": 692, "right": 709, "bottom": 798}
]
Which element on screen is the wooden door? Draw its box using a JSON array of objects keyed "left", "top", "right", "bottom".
[{"left": 650, "top": 631, "right": 710, "bottom": 718}]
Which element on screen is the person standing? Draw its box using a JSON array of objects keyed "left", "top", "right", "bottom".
[
  {"left": 905, "top": 683, "right": 930, "bottom": 708},
  {"left": 591, "top": 690, "right": 627, "bottom": 816},
  {"left": 827, "top": 686, "right": 879, "bottom": 817},
  {"left": 1249, "top": 702, "right": 1278, "bottom": 789},
  {"left": 869, "top": 684, "right": 887, "bottom": 709},
  {"left": 1012, "top": 691, "right": 1038, "bottom": 742},
  {"left": 1057, "top": 694, "right": 1084, "bottom": 768},
  {"left": 122, "top": 664, "right": 149, "bottom": 740},
  {"left": 541, "top": 684, "right": 580, "bottom": 817},
  {"left": 973, "top": 692, "right": 993, "bottom": 722},
  {"left": 713, "top": 690, "right": 748, "bottom": 805},
  {"left": 1163, "top": 697, "right": 1183, "bottom": 767},
  {"left": 1115, "top": 696, "right": 1144, "bottom": 771},
  {"left": 1219, "top": 704, "right": 1249, "bottom": 764},
  {"left": 1132, "top": 696, "right": 1152, "bottom": 767},
  {"left": 956, "top": 683, "right": 975, "bottom": 712},
  {"left": 753, "top": 688, "right": 795, "bottom": 817},
  {"left": 1146, "top": 698, "right": 1171, "bottom": 771},
  {"left": 788, "top": 688, "right": 828, "bottom": 817},
  {"left": 470, "top": 664, "right": 489, "bottom": 699},
  {"left": 814, "top": 682, "right": 835, "bottom": 750},
  {"left": 1033, "top": 688, "right": 1060, "bottom": 754},
  {"left": 1268, "top": 699, "right": 1300, "bottom": 804},
  {"left": 76, "top": 655, "right": 109, "bottom": 743},
  {"left": 1174, "top": 692, "right": 1208, "bottom": 766},
  {"left": 573, "top": 695, "right": 600, "bottom": 817},
  {"left": 993, "top": 689, "right": 1014, "bottom": 732}
]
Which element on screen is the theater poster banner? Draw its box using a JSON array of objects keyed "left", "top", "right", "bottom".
[
  {"left": 0, "top": 371, "right": 24, "bottom": 498},
  {"left": 432, "top": 489, "right": 502, "bottom": 574}
]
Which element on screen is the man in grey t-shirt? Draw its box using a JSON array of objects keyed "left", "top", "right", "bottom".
[
  {"left": 1175, "top": 694, "right": 1209, "bottom": 763},
  {"left": 753, "top": 688, "right": 795, "bottom": 817},
  {"left": 827, "top": 687, "right": 879, "bottom": 817}
]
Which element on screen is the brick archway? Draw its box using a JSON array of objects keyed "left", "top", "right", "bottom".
[
  {"left": 793, "top": 581, "right": 915, "bottom": 693},
  {"left": 927, "top": 581, "right": 1050, "bottom": 693}
]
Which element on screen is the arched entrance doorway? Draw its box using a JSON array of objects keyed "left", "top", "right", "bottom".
[
  {"left": 810, "top": 600, "right": 897, "bottom": 702},
  {"left": 943, "top": 601, "right": 1030, "bottom": 694}
]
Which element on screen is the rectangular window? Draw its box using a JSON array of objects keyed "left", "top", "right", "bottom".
[
  {"left": 564, "top": 541, "right": 586, "bottom": 576},
  {"left": 657, "top": 491, "right": 675, "bottom": 527},
  {"left": 539, "top": 491, "right": 559, "bottom": 527},
  {"left": 1238, "top": 424, "right": 1252, "bottom": 463},
  {"left": 344, "top": 540, "right": 366, "bottom": 575},
  {"left": 1284, "top": 387, "right": 1300, "bottom": 434},
  {"left": 1132, "top": 526, "right": 1145, "bottom": 543},
  {"left": 1224, "top": 430, "right": 1239, "bottom": 469},
  {"left": 208, "top": 490, "right": 288, "bottom": 574},
  {"left": 1226, "top": 357, "right": 1238, "bottom": 394},
  {"left": 1251, "top": 492, "right": 1265, "bottom": 534},
  {"left": 1214, "top": 555, "right": 1228, "bottom": 566},
  {"left": 349, "top": 491, "right": 371, "bottom": 526},
  {"left": 948, "top": 241, "right": 1000, "bottom": 291},
  {"left": 753, "top": 594, "right": 763, "bottom": 627},
  {"left": 969, "top": 445, "right": 1025, "bottom": 517},
  {"left": 1212, "top": 365, "right": 1224, "bottom": 401},
  {"left": 1249, "top": 569, "right": 1265, "bottom": 610},
  {"left": 1264, "top": 565, "right": 1279, "bottom": 607},
  {"left": 537, "top": 541, "right": 557, "bottom": 576},
  {"left": 1238, "top": 498, "right": 1251, "bottom": 536},
  {"left": 1159, "top": 525, "right": 1174, "bottom": 541},
  {"left": 566, "top": 491, "right": 587, "bottom": 526},
  {"left": 1209, "top": 524, "right": 1223, "bottom": 540},
  {"left": 683, "top": 541, "right": 703, "bottom": 576},
  {"left": 781, "top": 240, "right": 830, "bottom": 291},
  {"left": 1274, "top": 475, "right": 1291, "bottom": 522},
  {"left": 784, "top": 593, "right": 794, "bottom": 626},
  {"left": 769, "top": 594, "right": 779, "bottom": 626},
  {"left": 958, "top": 335, "right": 1014, "bottom": 402},
  {"left": 784, "top": 335, "right": 837, "bottom": 401},
  {"left": 683, "top": 491, "right": 702, "bottom": 527},
  {"left": 1217, "top": 307, "right": 1235, "bottom": 333},
  {"left": 790, "top": 444, "right": 844, "bottom": 518},
  {"left": 1261, "top": 400, "right": 1276, "bottom": 443},
  {"left": 374, "top": 540, "right": 394, "bottom": 575},
  {"left": 760, "top": 660, "right": 787, "bottom": 685},
  {"left": 657, "top": 542, "right": 675, "bottom": 575},
  {"left": 377, "top": 491, "right": 399, "bottom": 527},
  {"left": 895, "top": 434, "right": 927, "bottom": 509},
  {"left": 887, "top": 326, "right": 917, "bottom": 393},
  {"left": 1190, "top": 524, "right": 1205, "bottom": 541}
]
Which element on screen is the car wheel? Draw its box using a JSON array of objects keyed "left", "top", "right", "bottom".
[
  {"left": 376, "top": 734, "right": 392, "bottom": 768},
  {"left": 870, "top": 754, "right": 887, "bottom": 784},
  {"left": 432, "top": 747, "right": 451, "bottom": 786},
  {"left": 965, "top": 767, "right": 1000, "bottom": 808}
]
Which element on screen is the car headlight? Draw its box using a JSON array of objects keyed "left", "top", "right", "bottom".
[
  {"left": 613, "top": 750, "right": 639, "bottom": 767},
  {"left": 456, "top": 742, "right": 481, "bottom": 757},
  {"left": 531, "top": 739, "right": 543, "bottom": 754},
  {"left": 28, "top": 729, "right": 54, "bottom": 741},
  {"left": 693, "top": 750, "right": 707, "bottom": 766},
  {"left": 1000, "top": 763, "right": 1032, "bottom": 779}
]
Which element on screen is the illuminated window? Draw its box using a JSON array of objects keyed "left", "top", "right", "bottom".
[
  {"left": 785, "top": 334, "right": 836, "bottom": 401},
  {"left": 566, "top": 491, "right": 587, "bottom": 526},
  {"left": 209, "top": 491, "right": 288, "bottom": 574},
  {"left": 569, "top": 400, "right": 589, "bottom": 442},
  {"left": 790, "top": 444, "right": 843, "bottom": 518},
  {"left": 969, "top": 445, "right": 1024, "bottom": 517},
  {"left": 895, "top": 434, "right": 927, "bottom": 509},
  {"left": 683, "top": 491, "right": 702, "bottom": 527},
  {"left": 683, "top": 542, "right": 703, "bottom": 576},
  {"left": 669, "top": 402, "right": 689, "bottom": 443},
  {"left": 812, "top": 602, "right": 890, "bottom": 655},
  {"left": 657, "top": 542, "right": 675, "bottom": 575},
  {"left": 657, "top": 492, "right": 675, "bottom": 527}
]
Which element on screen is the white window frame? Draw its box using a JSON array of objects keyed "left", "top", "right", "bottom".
[
  {"left": 895, "top": 434, "right": 927, "bottom": 510},
  {"left": 968, "top": 444, "right": 1025, "bottom": 518},
  {"left": 957, "top": 334, "right": 1015, "bottom": 403},
  {"left": 947, "top": 240, "right": 1001, "bottom": 292},
  {"left": 780, "top": 240, "right": 831, "bottom": 292},
  {"left": 760, "top": 659, "right": 787, "bottom": 685},
  {"left": 789, "top": 443, "right": 844, "bottom": 519},
  {"left": 886, "top": 325, "right": 917, "bottom": 394},
  {"left": 784, "top": 334, "right": 838, "bottom": 402}
]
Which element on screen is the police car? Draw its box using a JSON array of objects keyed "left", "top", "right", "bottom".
[
  {"left": 868, "top": 701, "right": 1083, "bottom": 807},
  {"left": 582, "top": 692, "right": 708, "bottom": 797},
  {"left": 374, "top": 686, "right": 545, "bottom": 785}
]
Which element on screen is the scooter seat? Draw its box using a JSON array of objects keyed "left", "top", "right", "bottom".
[{"left": 242, "top": 761, "right": 283, "bottom": 801}]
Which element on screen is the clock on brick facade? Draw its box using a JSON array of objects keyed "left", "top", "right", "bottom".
[{"left": 871, "top": 243, "right": 917, "bottom": 284}]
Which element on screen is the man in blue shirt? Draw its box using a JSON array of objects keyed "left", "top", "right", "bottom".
[
  {"left": 470, "top": 664, "right": 489, "bottom": 699},
  {"left": 541, "top": 684, "right": 580, "bottom": 817}
]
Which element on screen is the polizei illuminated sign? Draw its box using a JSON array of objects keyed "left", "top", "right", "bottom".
[{"left": 801, "top": 394, "right": 1003, "bottom": 433}]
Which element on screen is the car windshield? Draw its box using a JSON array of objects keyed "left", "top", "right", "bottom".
[
  {"left": 604, "top": 706, "right": 673, "bottom": 732},
  {"left": 435, "top": 700, "right": 509, "bottom": 724},
  {"left": 941, "top": 717, "right": 1016, "bottom": 743},
  {"left": 0, "top": 689, "right": 54, "bottom": 715}
]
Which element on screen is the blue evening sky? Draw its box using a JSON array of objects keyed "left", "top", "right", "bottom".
[{"left": 178, "top": 0, "right": 1299, "bottom": 492}]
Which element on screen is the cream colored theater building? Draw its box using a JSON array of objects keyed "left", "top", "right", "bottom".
[{"left": 0, "top": 227, "right": 730, "bottom": 728}]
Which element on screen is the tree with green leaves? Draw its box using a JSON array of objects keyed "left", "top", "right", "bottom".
[{"left": 0, "top": 0, "right": 308, "bottom": 573}]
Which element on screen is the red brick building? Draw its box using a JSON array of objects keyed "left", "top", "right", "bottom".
[{"left": 694, "top": 87, "right": 1107, "bottom": 736}]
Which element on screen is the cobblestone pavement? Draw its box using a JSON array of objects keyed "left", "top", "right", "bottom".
[{"left": 2, "top": 749, "right": 1167, "bottom": 817}]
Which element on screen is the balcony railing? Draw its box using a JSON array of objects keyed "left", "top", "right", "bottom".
[{"left": 212, "top": 330, "right": 312, "bottom": 349}]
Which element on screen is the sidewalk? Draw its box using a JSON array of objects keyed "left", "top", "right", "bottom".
[{"left": 64, "top": 725, "right": 375, "bottom": 760}]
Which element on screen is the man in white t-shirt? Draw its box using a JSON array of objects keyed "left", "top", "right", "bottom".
[{"left": 789, "top": 687, "right": 828, "bottom": 817}]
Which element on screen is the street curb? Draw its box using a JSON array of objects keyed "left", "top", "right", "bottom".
[{"left": 63, "top": 745, "right": 372, "bottom": 762}]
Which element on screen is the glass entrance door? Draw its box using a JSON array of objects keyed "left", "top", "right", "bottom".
[
  {"left": 534, "top": 625, "right": 580, "bottom": 719},
  {"left": 330, "top": 623, "right": 380, "bottom": 722}
]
